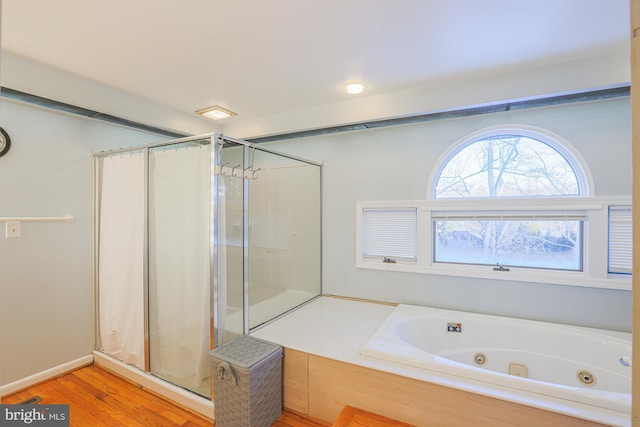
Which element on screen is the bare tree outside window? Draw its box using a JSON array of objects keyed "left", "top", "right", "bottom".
[
  {"left": 435, "top": 135, "right": 579, "bottom": 198},
  {"left": 433, "top": 135, "right": 583, "bottom": 270}
]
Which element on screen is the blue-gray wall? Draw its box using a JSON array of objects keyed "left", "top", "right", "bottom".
[
  {"left": 269, "top": 97, "right": 632, "bottom": 332},
  {"left": 0, "top": 100, "right": 166, "bottom": 385}
]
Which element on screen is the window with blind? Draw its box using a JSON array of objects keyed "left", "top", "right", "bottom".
[
  {"left": 362, "top": 208, "right": 417, "bottom": 262},
  {"left": 609, "top": 206, "right": 632, "bottom": 275},
  {"left": 356, "top": 126, "right": 631, "bottom": 288}
]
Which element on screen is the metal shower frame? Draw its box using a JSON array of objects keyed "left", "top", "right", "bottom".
[{"left": 93, "top": 132, "right": 322, "bottom": 372}]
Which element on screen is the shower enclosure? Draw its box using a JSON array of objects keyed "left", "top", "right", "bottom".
[{"left": 94, "top": 133, "right": 322, "bottom": 398}]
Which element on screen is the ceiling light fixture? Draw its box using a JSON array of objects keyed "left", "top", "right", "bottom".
[
  {"left": 345, "top": 82, "right": 366, "bottom": 95},
  {"left": 196, "top": 105, "right": 236, "bottom": 121}
]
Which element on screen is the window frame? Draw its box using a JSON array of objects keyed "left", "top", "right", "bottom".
[
  {"left": 431, "top": 214, "right": 586, "bottom": 272},
  {"left": 428, "top": 125, "right": 595, "bottom": 200},
  {"left": 356, "top": 125, "right": 629, "bottom": 290},
  {"left": 356, "top": 197, "right": 631, "bottom": 290}
]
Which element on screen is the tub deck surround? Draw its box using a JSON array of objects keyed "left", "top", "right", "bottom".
[
  {"left": 251, "top": 296, "right": 629, "bottom": 427},
  {"left": 253, "top": 296, "right": 396, "bottom": 361}
]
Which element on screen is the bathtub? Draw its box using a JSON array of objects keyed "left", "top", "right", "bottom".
[{"left": 360, "top": 304, "right": 631, "bottom": 417}]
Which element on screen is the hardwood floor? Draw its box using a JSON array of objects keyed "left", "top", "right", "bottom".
[
  {"left": 2, "top": 364, "right": 211, "bottom": 426},
  {"left": 273, "top": 412, "right": 329, "bottom": 427},
  {"left": 332, "top": 406, "right": 415, "bottom": 427},
  {"left": 1, "top": 364, "right": 327, "bottom": 427}
]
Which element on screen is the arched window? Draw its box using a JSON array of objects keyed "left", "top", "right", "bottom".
[
  {"left": 432, "top": 127, "right": 590, "bottom": 199},
  {"left": 357, "top": 124, "right": 630, "bottom": 287},
  {"left": 430, "top": 126, "right": 592, "bottom": 271}
]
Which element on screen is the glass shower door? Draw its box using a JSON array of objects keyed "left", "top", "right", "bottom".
[
  {"left": 213, "top": 144, "right": 245, "bottom": 347},
  {"left": 212, "top": 140, "right": 322, "bottom": 339},
  {"left": 147, "top": 142, "right": 211, "bottom": 397},
  {"left": 247, "top": 148, "right": 322, "bottom": 330}
]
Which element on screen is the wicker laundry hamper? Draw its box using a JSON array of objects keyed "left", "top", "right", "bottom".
[{"left": 210, "top": 336, "right": 283, "bottom": 427}]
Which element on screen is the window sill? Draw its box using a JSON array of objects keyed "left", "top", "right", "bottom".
[{"left": 356, "top": 261, "right": 631, "bottom": 291}]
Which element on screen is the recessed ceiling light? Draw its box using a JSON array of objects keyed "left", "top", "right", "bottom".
[
  {"left": 345, "top": 83, "right": 366, "bottom": 95},
  {"left": 196, "top": 105, "right": 236, "bottom": 121}
]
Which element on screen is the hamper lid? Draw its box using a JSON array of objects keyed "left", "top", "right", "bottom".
[{"left": 210, "top": 336, "right": 282, "bottom": 369}]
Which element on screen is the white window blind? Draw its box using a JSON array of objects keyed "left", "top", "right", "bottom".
[
  {"left": 609, "top": 206, "right": 632, "bottom": 274},
  {"left": 362, "top": 208, "right": 417, "bottom": 261}
]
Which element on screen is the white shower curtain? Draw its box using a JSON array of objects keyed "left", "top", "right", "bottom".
[
  {"left": 98, "top": 153, "right": 145, "bottom": 369},
  {"left": 148, "top": 145, "right": 211, "bottom": 390}
]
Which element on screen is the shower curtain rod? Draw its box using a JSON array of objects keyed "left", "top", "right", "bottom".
[
  {"left": 93, "top": 133, "right": 253, "bottom": 157},
  {"left": 94, "top": 133, "right": 323, "bottom": 167},
  {"left": 93, "top": 134, "right": 215, "bottom": 157}
]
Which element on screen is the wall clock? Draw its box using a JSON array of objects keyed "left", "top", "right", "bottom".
[{"left": 0, "top": 127, "right": 11, "bottom": 157}]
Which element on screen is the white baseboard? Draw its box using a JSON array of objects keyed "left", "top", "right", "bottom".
[
  {"left": 0, "top": 355, "right": 94, "bottom": 399},
  {"left": 93, "top": 351, "right": 214, "bottom": 419}
]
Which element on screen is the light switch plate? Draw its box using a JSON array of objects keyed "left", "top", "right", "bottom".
[{"left": 5, "top": 221, "right": 21, "bottom": 239}]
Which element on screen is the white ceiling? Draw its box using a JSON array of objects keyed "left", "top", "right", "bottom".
[{"left": 0, "top": 0, "right": 631, "bottom": 137}]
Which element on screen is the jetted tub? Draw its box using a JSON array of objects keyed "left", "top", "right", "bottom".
[{"left": 360, "top": 304, "right": 631, "bottom": 416}]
